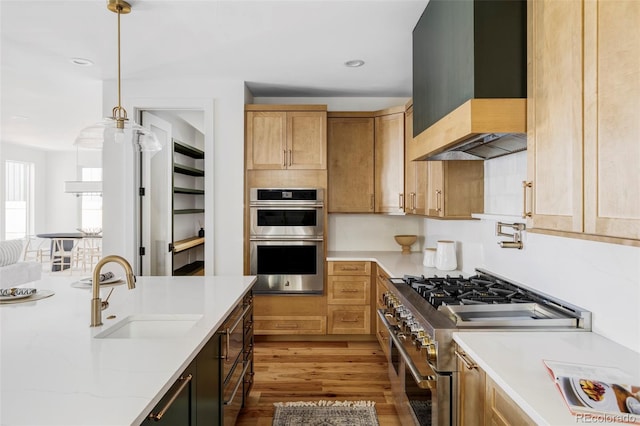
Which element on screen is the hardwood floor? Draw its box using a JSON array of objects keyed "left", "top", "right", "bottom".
[{"left": 235, "top": 338, "right": 402, "bottom": 426}]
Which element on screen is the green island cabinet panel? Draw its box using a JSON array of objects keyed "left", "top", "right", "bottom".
[{"left": 412, "top": 0, "right": 526, "bottom": 137}]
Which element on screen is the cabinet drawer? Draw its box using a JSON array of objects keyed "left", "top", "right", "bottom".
[
  {"left": 254, "top": 316, "right": 326, "bottom": 335},
  {"left": 485, "top": 376, "right": 535, "bottom": 426},
  {"left": 327, "top": 261, "right": 371, "bottom": 276},
  {"left": 327, "top": 276, "right": 370, "bottom": 305},
  {"left": 327, "top": 305, "right": 371, "bottom": 334}
]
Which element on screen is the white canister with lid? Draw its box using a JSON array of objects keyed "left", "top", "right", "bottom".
[
  {"left": 435, "top": 240, "right": 457, "bottom": 271},
  {"left": 423, "top": 248, "right": 437, "bottom": 267}
]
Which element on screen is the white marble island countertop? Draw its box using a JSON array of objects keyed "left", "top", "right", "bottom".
[
  {"left": 454, "top": 331, "right": 640, "bottom": 425},
  {"left": 0, "top": 274, "right": 255, "bottom": 426}
]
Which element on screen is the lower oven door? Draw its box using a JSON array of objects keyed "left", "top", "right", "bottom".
[
  {"left": 378, "top": 310, "right": 452, "bottom": 426},
  {"left": 249, "top": 239, "right": 324, "bottom": 294}
]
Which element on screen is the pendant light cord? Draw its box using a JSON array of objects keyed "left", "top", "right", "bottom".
[{"left": 111, "top": 3, "right": 127, "bottom": 128}]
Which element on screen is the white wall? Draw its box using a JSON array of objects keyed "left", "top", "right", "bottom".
[
  {"left": 328, "top": 214, "right": 424, "bottom": 252},
  {"left": 101, "top": 78, "right": 246, "bottom": 276}
]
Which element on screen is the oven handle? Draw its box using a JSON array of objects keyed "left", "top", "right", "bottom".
[
  {"left": 249, "top": 202, "right": 324, "bottom": 208},
  {"left": 377, "top": 309, "right": 438, "bottom": 388},
  {"left": 249, "top": 237, "right": 324, "bottom": 242}
]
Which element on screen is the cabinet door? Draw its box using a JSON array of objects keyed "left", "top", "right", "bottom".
[
  {"left": 246, "top": 111, "right": 286, "bottom": 170},
  {"left": 583, "top": 0, "right": 640, "bottom": 240},
  {"left": 328, "top": 117, "right": 375, "bottom": 212},
  {"left": 485, "top": 376, "right": 536, "bottom": 426},
  {"left": 404, "top": 106, "right": 428, "bottom": 215},
  {"left": 456, "top": 348, "right": 485, "bottom": 426},
  {"left": 143, "top": 362, "right": 196, "bottom": 425},
  {"left": 375, "top": 112, "right": 405, "bottom": 213},
  {"left": 287, "top": 111, "right": 327, "bottom": 170},
  {"left": 426, "top": 161, "right": 444, "bottom": 217},
  {"left": 527, "top": 0, "right": 583, "bottom": 233}
]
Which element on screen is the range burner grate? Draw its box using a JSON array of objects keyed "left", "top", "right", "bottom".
[{"left": 400, "top": 273, "right": 540, "bottom": 307}]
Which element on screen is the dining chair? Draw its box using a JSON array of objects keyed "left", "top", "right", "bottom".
[
  {"left": 50, "top": 238, "right": 78, "bottom": 274},
  {"left": 22, "top": 236, "right": 50, "bottom": 264},
  {"left": 75, "top": 237, "right": 102, "bottom": 272}
]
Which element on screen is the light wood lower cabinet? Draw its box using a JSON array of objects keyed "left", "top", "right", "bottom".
[
  {"left": 327, "top": 305, "right": 371, "bottom": 334},
  {"left": 485, "top": 376, "right": 536, "bottom": 426},
  {"left": 375, "top": 266, "right": 391, "bottom": 360},
  {"left": 455, "top": 345, "right": 535, "bottom": 426},
  {"left": 327, "top": 261, "right": 372, "bottom": 335},
  {"left": 456, "top": 347, "right": 486, "bottom": 426},
  {"left": 253, "top": 295, "right": 327, "bottom": 335},
  {"left": 253, "top": 316, "right": 326, "bottom": 335}
]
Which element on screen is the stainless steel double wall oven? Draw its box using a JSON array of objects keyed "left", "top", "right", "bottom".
[{"left": 249, "top": 188, "right": 324, "bottom": 294}]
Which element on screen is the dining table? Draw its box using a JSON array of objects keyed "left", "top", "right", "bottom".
[{"left": 36, "top": 233, "right": 101, "bottom": 272}]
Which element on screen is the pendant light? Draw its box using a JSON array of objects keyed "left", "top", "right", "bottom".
[{"left": 75, "top": 0, "right": 161, "bottom": 153}]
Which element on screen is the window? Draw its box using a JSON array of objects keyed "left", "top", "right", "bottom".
[
  {"left": 4, "top": 160, "right": 34, "bottom": 240},
  {"left": 80, "top": 168, "right": 102, "bottom": 230}
]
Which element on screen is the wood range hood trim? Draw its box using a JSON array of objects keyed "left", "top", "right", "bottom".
[{"left": 409, "top": 98, "right": 527, "bottom": 161}]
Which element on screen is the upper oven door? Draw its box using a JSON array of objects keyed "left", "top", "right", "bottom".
[{"left": 249, "top": 205, "right": 324, "bottom": 238}]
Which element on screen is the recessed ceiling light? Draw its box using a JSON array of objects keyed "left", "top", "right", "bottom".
[
  {"left": 70, "top": 57, "right": 94, "bottom": 66},
  {"left": 344, "top": 59, "right": 365, "bottom": 68}
]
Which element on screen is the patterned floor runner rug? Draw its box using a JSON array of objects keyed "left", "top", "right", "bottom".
[{"left": 272, "top": 400, "right": 380, "bottom": 426}]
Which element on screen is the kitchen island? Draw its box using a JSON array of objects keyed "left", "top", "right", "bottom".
[{"left": 0, "top": 274, "right": 255, "bottom": 425}]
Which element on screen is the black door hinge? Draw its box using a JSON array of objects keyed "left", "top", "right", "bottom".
[
  {"left": 139, "top": 247, "right": 146, "bottom": 256},
  {"left": 168, "top": 243, "right": 174, "bottom": 253},
  {"left": 139, "top": 187, "right": 146, "bottom": 196}
]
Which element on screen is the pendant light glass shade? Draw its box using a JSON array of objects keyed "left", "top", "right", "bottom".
[
  {"left": 75, "top": 118, "right": 162, "bottom": 152},
  {"left": 75, "top": 0, "right": 161, "bottom": 154}
]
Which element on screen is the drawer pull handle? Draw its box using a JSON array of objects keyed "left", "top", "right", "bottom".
[
  {"left": 148, "top": 374, "right": 193, "bottom": 421},
  {"left": 340, "top": 317, "right": 359, "bottom": 323},
  {"left": 339, "top": 266, "right": 359, "bottom": 271},
  {"left": 454, "top": 349, "right": 477, "bottom": 370},
  {"left": 275, "top": 323, "right": 299, "bottom": 328},
  {"left": 340, "top": 289, "right": 359, "bottom": 293}
]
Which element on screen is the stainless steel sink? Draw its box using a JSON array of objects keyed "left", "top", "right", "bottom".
[{"left": 94, "top": 314, "right": 203, "bottom": 339}]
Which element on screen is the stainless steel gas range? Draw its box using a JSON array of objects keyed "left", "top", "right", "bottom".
[{"left": 377, "top": 268, "right": 592, "bottom": 426}]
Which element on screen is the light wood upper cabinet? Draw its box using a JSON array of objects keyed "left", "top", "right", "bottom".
[
  {"left": 426, "top": 161, "right": 484, "bottom": 219},
  {"left": 583, "top": 0, "right": 640, "bottom": 241},
  {"left": 327, "top": 115, "right": 375, "bottom": 213},
  {"left": 375, "top": 111, "right": 405, "bottom": 214},
  {"left": 246, "top": 106, "right": 327, "bottom": 170},
  {"left": 527, "top": 0, "right": 584, "bottom": 233},
  {"left": 404, "top": 104, "right": 427, "bottom": 215},
  {"left": 527, "top": 0, "right": 640, "bottom": 244}
]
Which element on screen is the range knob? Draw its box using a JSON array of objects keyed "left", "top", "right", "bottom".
[{"left": 426, "top": 343, "right": 437, "bottom": 364}]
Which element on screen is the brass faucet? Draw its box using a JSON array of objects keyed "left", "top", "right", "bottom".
[{"left": 90, "top": 255, "right": 136, "bottom": 327}]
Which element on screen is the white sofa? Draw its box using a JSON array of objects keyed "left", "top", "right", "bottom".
[{"left": 0, "top": 240, "right": 42, "bottom": 287}]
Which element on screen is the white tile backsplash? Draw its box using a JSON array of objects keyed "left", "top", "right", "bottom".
[{"left": 484, "top": 151, "right": 527, "bottom": 215}]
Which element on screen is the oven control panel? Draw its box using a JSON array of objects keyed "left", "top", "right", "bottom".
[{"left": 383, "top": 292, "right": 438, "bottom": 365}]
